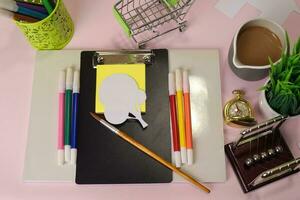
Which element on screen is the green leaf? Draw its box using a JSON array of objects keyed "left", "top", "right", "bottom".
[
  {"left": 269, "top": 57, "right": 279, "bottom": 78},
  {"left": 297, "top": 90, "right": 300, "bottom": 103},
  {"left": 293, "top": 37, "right": 300, "bottom": 54},
  {"left": 278, "top": 97, "right": 290, "bottom": 115},
  {"left": 284, "top": 67, "right": 293, "bottom": 82},
  {"left": 285, "top": 30, "right": 291, "bottom": 57},
  {"left": 267, "top": 90, "right": 274, "bottom": 102},
  {"left": 280, "top": 53, "right": 288, "bottom": 73},
  {"left": 295, "top": 106, "right": 300, "bottom": 115},
  {"left": 262, "top": 32, "right": 300, "bottom": 116},
  {"left": 270, "top": 93, "right": 286, "bottom": 108},
  {"left": 291, "top": 95, "right": 298, "bottom": 115},
  {"left": 259, "top": 85, "right": 268, "bottom": 91},
  {"left": 292, "top": 55, "right": 300, "bottom": 65}
]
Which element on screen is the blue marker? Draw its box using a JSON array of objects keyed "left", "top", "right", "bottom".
[
  {"left": 16, "top": 2, "right": 48, "bottom": 15},
  {"left": 70, "top": 70, "right": 80, "bottom": 165},
  {"left": 0, "top": 0, "right": 47, "bottom": 20}
]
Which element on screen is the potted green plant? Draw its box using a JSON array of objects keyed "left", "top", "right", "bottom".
[{"left": 259, "top": 33, "right": 300, "bottom": 118}]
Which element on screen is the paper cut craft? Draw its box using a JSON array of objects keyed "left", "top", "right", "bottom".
[
  {"left": 99, "top": 74, "right": 148, "bottom": 128},
  {"left": 215, "top": 0, "right": 300, "bottom": 24},
  {"left": 95, "top": 64, "right": 146, "bottom": 113}
]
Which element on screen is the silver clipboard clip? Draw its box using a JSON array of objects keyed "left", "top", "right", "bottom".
[{"left": 92, "top": 50, "right": 154, "bottom": 68}]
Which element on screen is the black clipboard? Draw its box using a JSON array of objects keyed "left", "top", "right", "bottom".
[{"left": 75, "top": 49, "right": 172, "bottom": 184}]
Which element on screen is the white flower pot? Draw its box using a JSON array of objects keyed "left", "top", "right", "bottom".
[
  {"left": 259, "top": 79, "right": 300, "bottom": 119},
  {"left": 259, "top": 79, "right": 281, "bottom": 119},
  {"left": 259, "top": 89, "right": 280, "bottom": 119}
]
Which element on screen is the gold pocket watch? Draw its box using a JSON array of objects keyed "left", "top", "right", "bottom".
[{"left": 224, "top": 90, "right": 257, "bottom": 127}]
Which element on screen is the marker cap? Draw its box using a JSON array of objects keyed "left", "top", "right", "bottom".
[
  {"left": 66, "top": 67, "right": 73, "bottom": 90},
  {"left": 187, "top": 149, "right": 193, "bottom": 165},
  {"left": 58, "top": 70, "right": 66, "bottom": 92},
  {"left": 70, "top": 148, "right": 77, "bottom": 165},
  {"left": 174, "top": 151, "right": 181, "bottom": 168},
  {"left": 64, "top": 145, "right": 71, "bottom": 162},
  {"left": 57, "top": 149, "right": 64, "bottom": 165},
  {"left": 175, "top": 69, "right": 183, "bottom": 91},
  {"left": 73, "top": 70, "right": 80, "bottom": 93},
  {"left": 183, "top": 70, "right": 190, "bottom": 93},
  {"left": 180, "top": 147, "right": 187, "bottom": 164},
  {"left": 168, "top": 72, "right": 176, "bottom": 95}
]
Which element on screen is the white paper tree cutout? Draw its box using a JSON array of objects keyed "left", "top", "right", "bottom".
[
  {"left": 99, "top": 74, "right": 148, "bottom": 128},
  {"left": 215, "top": 0, "right": 300, "bottom": 24}
]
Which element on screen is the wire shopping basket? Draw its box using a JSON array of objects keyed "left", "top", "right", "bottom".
[{"left": 113, "top": 0, "right": 195, "bottom": 48}]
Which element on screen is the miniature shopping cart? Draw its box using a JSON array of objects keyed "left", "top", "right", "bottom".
[{"left": 113, "top": 0, "right": 195, "bottom": 48}]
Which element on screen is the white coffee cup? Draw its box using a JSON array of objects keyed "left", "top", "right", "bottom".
[{"left": 230, "top": 18, "right": 286, "bottom": 81}]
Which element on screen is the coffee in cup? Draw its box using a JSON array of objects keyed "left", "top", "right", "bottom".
[{"left": 237, "top": 26, "right": 283, "bottom": 66}]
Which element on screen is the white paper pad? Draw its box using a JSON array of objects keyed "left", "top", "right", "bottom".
[
  {"left": 169, "top": 49, "right": 226, "bottom": 182},
  {"left": 23, "top": 50, "right": 80, "bottom": 182}
]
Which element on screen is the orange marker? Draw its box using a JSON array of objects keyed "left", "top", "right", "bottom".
[{"left": 183, "top": 70, "right": 193, "bottom": 165}]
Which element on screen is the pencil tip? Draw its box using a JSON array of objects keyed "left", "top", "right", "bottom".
[{"left": 90, "top": 112, "right": 97, "bottom": 119}]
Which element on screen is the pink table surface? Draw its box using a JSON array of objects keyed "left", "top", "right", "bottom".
[{"left": 0, "top": 0, "right": 300, "bottom": 199}]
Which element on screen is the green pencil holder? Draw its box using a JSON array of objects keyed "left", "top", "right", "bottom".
[{"left": 15, "top": 0, "right": 74, "bottom": 50}]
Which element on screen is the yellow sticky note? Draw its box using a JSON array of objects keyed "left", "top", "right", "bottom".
[{"left": 95, "top": 64, "right": 146, "bottom": 113}]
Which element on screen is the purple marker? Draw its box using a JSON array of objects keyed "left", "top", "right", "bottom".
[{"left": 16, "top": 1, "right": 48, "bottom": 15}]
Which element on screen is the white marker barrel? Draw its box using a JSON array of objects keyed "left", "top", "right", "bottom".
[
  {"left": 183, "top": 70, "right": 190, "bottom": 93},
  {"left": 175, "top": 69, "right": 183, "bottom": 91},
  {"left": 58, "top": 70, "right": 66, "bottom": 93},
  {"left": 73, "top": 70, "right": 80, "bottom": 93},
  {"left": 66, "top": 67, "right": 73, "bottom": 90},
  {"left": 168, "top": 72, "right": 176, "bottom": 95}
]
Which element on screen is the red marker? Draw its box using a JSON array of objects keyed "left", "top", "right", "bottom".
[{"left": 168, "top": 72, "right": 181, "bottom": 168}]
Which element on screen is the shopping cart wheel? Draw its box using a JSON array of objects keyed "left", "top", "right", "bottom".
[
  {"left": 138, "top": 43, "right": 146, "bottom": 49},
  {"left": 179, "top": 22, "right": 187, "bottom": 32}
]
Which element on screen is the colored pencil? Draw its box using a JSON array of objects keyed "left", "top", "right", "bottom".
[
  {"left": 42, "top": 0, "right": 53, "bottom": 14},
  {"left": 0, "top": 0, "right": 46, "bottom": 20},
  {"left": 0, "top": 7, "right": 38, "bottom": 23},
  {"left": 16, "top": 1, "right": 48, "bottom": 14},
  {"left": 90, "top": 113, "right": 210, "bottom": 193},
  {"left": 14, "top": 12, "right": 39, "bottom": 22}
]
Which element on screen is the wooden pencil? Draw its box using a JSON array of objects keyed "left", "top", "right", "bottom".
[{"left": 90, "top": 112, "right": 210, "bottom": 193}]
